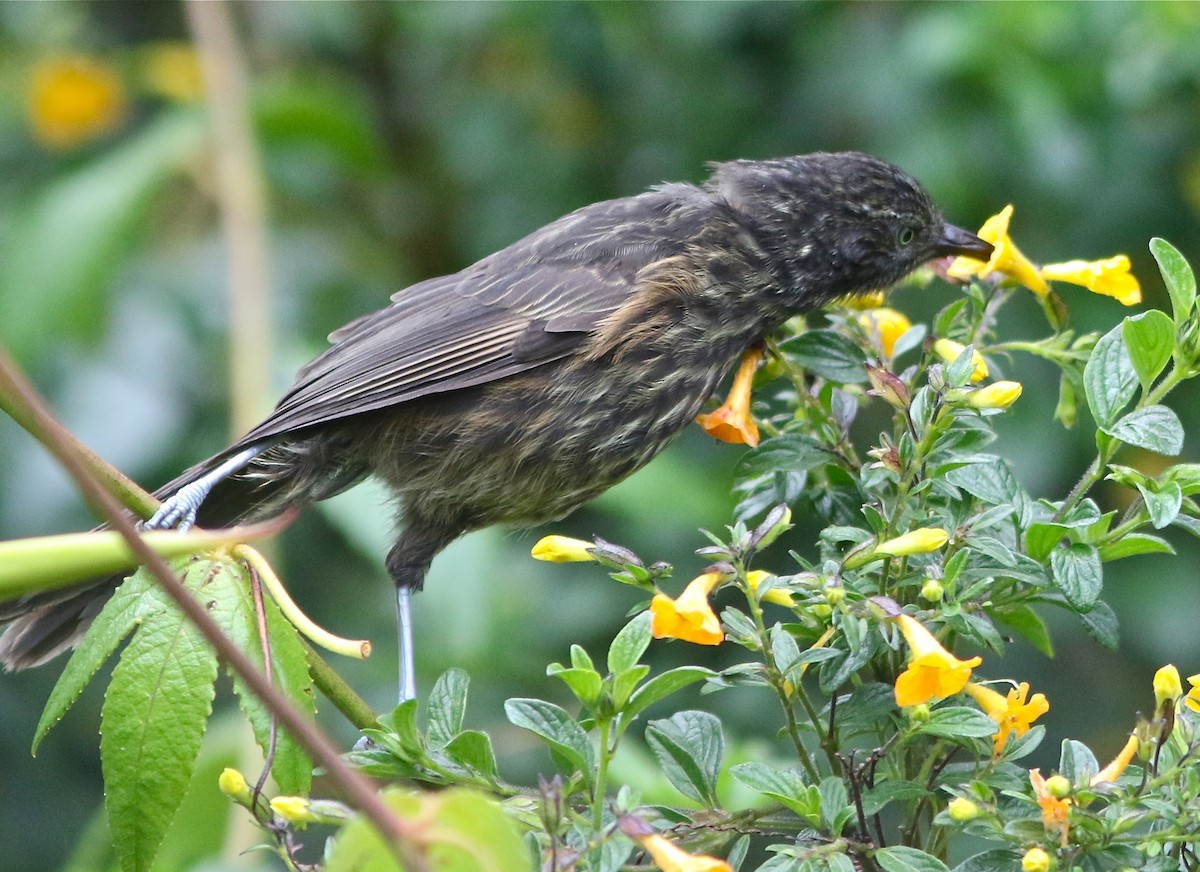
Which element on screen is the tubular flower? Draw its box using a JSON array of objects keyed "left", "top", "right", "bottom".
[
  {"left": 1091, "top": 734, "right": 1139, "bottom": 786},
  {"left": 696, "top": 347, "right": 763, "bottom": 446},
  {"left": 965, "top": 681, "right": 1049, "bottom": 755},
  {"left": 1029, "top": 769, "right": 1072, "bottom": 847},
  {"left": 1154, "top": 664, "right": 1183, "bottom": 712},
  {"left": 1186, "top": 672, "right": 1200, "bottom": 713},
  {"left": 893, "top": 614, "right": 982, "bottom": 707},
  {"left": 1040, "top": 256, "right": 1141, "bottom": 306},
  {"left": 946, "top": 205, "right": 1051, "bottom": 296},
  {"left": 967, "top": 381, "right": 1023, "bottom": 411},
  {"left": 745, "top": 570, "right": 795, "bottom": 607},
  {"left": 932, "top": 338, "right": 988, "bottom": 383},
  {"left": 650, "top": 572, "right": 724, "bottom": 645},
  {"left": 858, "top": 307, "right": 912, "bottom": 358},
  {"left": 218, "top": 768, "right": 254, "bottom": 808},
  {"left": 636, "top": 833, "right": 732, "bottom": 872},
  {"left": 27, "top": 54, "right": 128, "bottom": 149},
  {"left": 877, "top": 528, "right": 950, "bottom": 557},
  {"left": 531, "top": 535, "right": 596, "bottom": 562}
]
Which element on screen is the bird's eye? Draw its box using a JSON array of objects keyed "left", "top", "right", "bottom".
[{"left": 897, "top": 226, "right": 916, "bottom": 246}]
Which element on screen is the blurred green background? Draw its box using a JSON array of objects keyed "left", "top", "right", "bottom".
[{"left": 2, "top": 2, "right": 1200, "bottom": 869}]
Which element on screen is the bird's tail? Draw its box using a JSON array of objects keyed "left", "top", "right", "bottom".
[{"left": 0, "top": 446, "right": 291, "bottom": 670}]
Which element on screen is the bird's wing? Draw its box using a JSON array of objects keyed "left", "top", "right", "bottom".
[{"left": 234, "top": 187, "right": 708, "bottom": 446}]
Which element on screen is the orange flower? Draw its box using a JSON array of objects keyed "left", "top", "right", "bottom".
[
  {"left": 650, "top": 572, "right": 724, "bottom": 646},
  {"left": 696, "top": 348, "right": 762, "bottom": 447},
  {"left": 1091, "top": 734, "right": 1139, "bottom": 786},
  {"left": 637, "top": 833, "right": 732, "bottom": 872},
  {"left": 1029, "top": 769, "right": 1072, "bottom": 847},
  {"left": 893, "top": 614, "right": 982, "bottom": 707},
  {"left": 965, "top": 681, "right": 1049, "bottom": 755},
  {"left": 28, "top": 54, "right": 127, "bottom": 149}
]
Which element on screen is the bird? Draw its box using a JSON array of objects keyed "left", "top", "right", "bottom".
[{"left": 0, "top": 151, "right": 992, "bottom": 698}]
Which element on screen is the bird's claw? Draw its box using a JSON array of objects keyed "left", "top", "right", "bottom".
[{"left": 145, "top": 483, "right": 205, "bottom": 531}]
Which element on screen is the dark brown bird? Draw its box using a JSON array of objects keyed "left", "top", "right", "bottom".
[{"left": 0, "top": 152, "right": 991, "bottom": 694}]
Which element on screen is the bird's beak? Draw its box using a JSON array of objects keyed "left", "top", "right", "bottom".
[{"left": 933, "top": 223, "right": 993, "bottom": 262}]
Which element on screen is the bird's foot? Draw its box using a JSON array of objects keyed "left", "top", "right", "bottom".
[{"left": 145, "top": 481, "right": 208, "bottom": 531}]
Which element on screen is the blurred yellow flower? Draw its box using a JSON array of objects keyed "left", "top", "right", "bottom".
[
  {"left": 1186, "top": 672, "right": 1200, "bottom": 713},
  {"left": 877, "top": 528, "right": 950, "bottom": 557},
  {"left": 745, "top": 569, "right": 795, "bottom": 607},
  {"left": 650, "top": 571, "right": 724, "bottom": 646},
  {"left": 1030, "top": 768, "right": 1072, "bottom": 847},
  {"left": 858, "top": 307, "right": 912, "bottom": 358},
  {"left": 531, "top": 535, "right": 595, "bottom": 562},
  {"left": 965, "top": 681, "right": 1049, "bottom": 755},
  {"left": 696, "top": 347, "right": 762, "bottom": 447},
  {"left": 1022, "top": 847, "right": 1053, "bottom": 872},
  {"left": 1154, "top": 664, "right": 1183, "bottom": 710},
  {"left": 270, "top": 796, "right": 317, "bottom": 827},
  {"left": 893, "top": 614, "right": 981, "bottom": 707},
  {"left": 1091, "top": 733, "right": 1139, "bottom": 786},
  {"left": 637, "top": 833, "right": 732, "bottom": 872},
  {"left": 837, "top": 290, "right": 887, "bottom": 310},
  {"left": 946, "top": 205, "right": 1050, "bottom": 296},
  {"left": 139, "top": 41, "right": 205, "bottom": 103},
  {"left": 1041, "top": 256, "right": 1141, "bottom": 306},
  {"left": 932, "top": 338, "right": 988, "bottom": 383},
  {"left": 218, "top": 767, "right": 253, "bottom": 807},
  {"left": 967, "top": 381, "right": 1023, "bottom": 411},
  {"left": 28, "top": 54, "right": 128, "bottom": 149}
]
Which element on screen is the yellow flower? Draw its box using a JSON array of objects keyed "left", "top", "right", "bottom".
[
  {"left": 877, "top": 528, "right": 950, "bottom": 557},
  {"left": 638, "top": 833, "right": 732, "bottom": 872},
  {"left": 1029, "top": 768, "right": 1072, "bottom": 847},
  {"left": 965, "top": 681, "right": 1049, "bottom": 755},
  {"left": 696, "top": 347, "right": 762, "bottom": 447},
  {"left": 946, "top": 797, "right": 981, "bottom": 822},
  {"left": 650, "top": 572, "right": 724, "bottom": 646},
  {"left": 745, "top": 570, "right": 795, "bottom": 607},
  {"left": 218, "top": 768, "right": 253, "bottom": 807},
  {"left": 1154, "top": 664, "right": 1183, "bottom": 711},
  {"left": 932, "top": 338, "right": 989, "bottom": 383},
  {"left": 1186, "top": 672, "right": 1200, "bottom": 713},
  {"left": 1091, "top": 733, "right": 1139, "bottom": 786},
  {"left": 138, "top": 42, "right": 205, "bottom": 103},
  {"left": 27, "top": 54, "right": 128, "bottom": 149},
  {"left": 531, "top": 535, "right": 595, "bottom": 562},
  {"left": 1022, "top": 847, "right": 1054, "bottom": 872},
  {"left": 858, "top": 307, "right": 912, "bottom": 358},
  {"left": 946, "top": 205, "right": 1050, "bottom": 296},
  {"left": 893, "top": 614, "right": 982, "bottom": 707},
  {"left": 271, "top": 796, "right": 316, "bottom": 827},
  {"left": 837, "top": 290, "right": 888, "bottom": 310},
  {"left": 967, "top": 381, "right": 1023, "bottom": 411},
  {"left": 1040, "top": 256, "right": 1141, "bottom": 306}
]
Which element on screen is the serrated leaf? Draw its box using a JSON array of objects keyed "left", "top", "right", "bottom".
[
  {"left": 874, "top": 846, "right": 950, "bottom": 872},
  {"left": 781, "top": 330, "right": 868, "bottom": 383},
  {"left": 623, "top": 666, "right": 714, "bottom": 722},
  {"left": 1097, "top": 532, "right": 1175, "bottom": 561},
  {"left": 1079, "top": 600, "right": 1120, "bottom": 650},
  {"left": 1023, "top": 523, "right": 1067, "bottom": 563},
  {"left": 444, "top": 730, "right": 499, "bottom": 781},
  {"left": 1150, "top": 238, "right": 1196, "bottom": 323},
  {"left": 101, "top": 565, "right": 218, "bottom": 872},
  {"left": 1123, "top": 310, "right": 1174, "bottom": 392},
  {"left": 34, "top": 567, "right": 164, "bottom": 753},
  {"left": 729, "top": 761, "right": 818, "bottom": 821},
  {"left": 861, "top": 781, "right": 927, "bottom": 816},
  {"left": 1107, "top": 404, "right": 1184, "bottom": 456},
  {"left": 203, "top": 558, "right": 314, "bottom": 795},
  {"left": 645, "top": 711, "right": 724, "bottom": 807},
  {"left": 607, "top": 612, "right": 651, "bottom": 675},
  {"left": 504, "top": 698, "right": 594, "bottom": 782},
  {"left": 1050, "top": 543, "right": 1103, "bottom": 610},
  {"left": 426, "top": 668, "right": 469, "bottom": 750},
  {"left": 735, "top": 434, "right": 833, "bottom": 478},
  {"left": 952, "top": 850, "right": 1023, "bottom": 872},
  {"left": 944, "top": 456, "right": 1023, "bottom": 507},
  {"left": 1084, "top": 325, "right": 1138, "bottom": 428},
  {"left": 916, "top": 706, "right": 998, "bottom": 740},
  {"left": 1136, "top": 481, "right": 1183, "bottom": 529}
]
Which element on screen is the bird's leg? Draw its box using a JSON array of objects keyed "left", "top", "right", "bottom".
[
  {"left": 695, "top": 344, "right": 765, "bottom": 447},
  {"left": 146, "top": 444, "right": 267, "bottom": 531},
  {"left": 396, "top": 586, "right": 416, "bottom": 703}
]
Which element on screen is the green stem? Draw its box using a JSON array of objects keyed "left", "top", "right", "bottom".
[
  {"left": 300, "top": 639, "right": 378, "bottom": 730},
  {"left": 593, "top": 716, "right": 612, "bottom": 831}
]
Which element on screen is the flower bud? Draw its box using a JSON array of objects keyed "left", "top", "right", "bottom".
[
  {"left": 1045, "top": 775, "right": 1071, "bottom": 799},
  {"left": 946, "top": 797, "right": 981, "bottom": 823},
  {"left": 876, "top": 528, "right": 950, "bottom": 557},
  {"left": 866, "top": 364, "right": 911, "bottom": 409},
  {"left": 1022, "top": 847, "right": 1053, "bottom": 872},
  {"left": 752, "top": 505, "right": 793, "bottom": 550},
  {"left": 746, "top": 570, "right": 795, "bottom": 607},
  {"left": 824, "top": 585, "right": 845, "bottom": 607},
  {"left": 967, "top": 381, "right": 1023, "bottom": 410},
  {"left": 218, "top": 768, "right": 253, "bottom": 808},
  {"left": 933, "top": 338, "right": 988, "bottom": 383},
  {"left": 811, "top": 603, "right": 833, "bottom": 620},
  {"left": 531, "top": 535, "right": 596, "bottom": 563},
  {"left": 921, "top": 579, "right": 945, "bottom": 602},
  {"left": 1154, "top": 664, "right": 1183, "bottom": 710},
  {"left": 271, "top": 796, "right": 316, "bottom": 826},
  {"left": 907, "top": 703, "right": 931, "bottom": 723}
]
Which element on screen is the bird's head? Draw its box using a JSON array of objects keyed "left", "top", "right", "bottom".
[{"left": 708, "top": 152, "right": 992, "bottom": 308}]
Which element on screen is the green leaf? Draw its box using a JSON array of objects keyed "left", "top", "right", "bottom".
[
  {"left": 735, "top": 434, "right": 833, "bottom": 478},
  {"left": 623, "top": 666, "right": 715, "bottom": 722},
  {"left": 443, "top": 730, "right": 499, "bottom": 781},
  {"left": 504, "top": 698, "right": 594, "bottom": 782},
  {"left": 1150, "top": 238, "right": 1196, "bottom": 323},
  {"left": 1136, "top": 481, "right": 1183, "bottom": 529},
  {"left": 1123, "top": 310, "right": 1174, "bottom": 392},
  {"left": 944, "top": 456, "right": 1023, "bottom": 507},
  {"left": 819, "top": 775, "right": 854, "bottom": 836},
  {"left": 1083, "top": 324, "right": 1138, "bottom": 428},
  {"left": 1079, "top": 600, "right": 1120, "bottom": 651},
  {"left": 1097, "top": 532, "right": 1175, "bottom": 561},
  {"left": 426, "top": 669, "right": 470, "bottom": 750},
  {"left": 780, "top": 330, "right": 868, "bottom": 383},
  {"left": 609, "top": 664, "right": 651, "bottom": 711},
  {"left": 874, "top": 846, "right": 951, "bottom": 872},
  {"left": 1059, "top": 738, "right": 1099, "bottom": 784},
  {"left": 993, "top": 605, "right": 1054, "bottom": 657},
  {"left": 607, "top": 612, "right": 651, "bottom": 675},
  {"left": 1023, "top": 523, "right": 1067, "bottom": 563},
  {"left": 546, "top": 665, "right": 603, "bottom": 709},
  {"left": 645, "top": 711, "right": 724, "bottom": 807},
  {"left": 203, "top": 558, "right": 315, "bottom": 795},
  {"left": 952, "top": 850, "right": 1023, "bottom": 872},
  {"left": 34, "top": 568, "right": 163, "bottom": 753},
  {"left": 915, "top": 706, "right": 998, "bottom": 741},
  {"left": 861, "top": 781, "right": 927, "bottom": 816},
  {"left": 729, "top": 762, "right": 818, "bottom": 822},
  {"left": 101, "top": 565, "right": 218, "bottom": 872},
  {"left": 1107, "top": 405, "right": 1184, "bottom": 456},
  {"left": 1050, "top": 543, "right": 1103, "bottom": 610}
]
